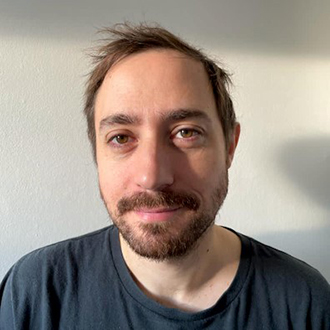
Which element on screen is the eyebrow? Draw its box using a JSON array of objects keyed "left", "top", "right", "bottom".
[
  {"left": 99, "top": 108, "right": 211, "bottom": 133},
  {"left": 163, "top": 108, "right": 211, "bottom": 123},
  {"left": 99, "top": 113, "right": 141, "bottom": 132}
]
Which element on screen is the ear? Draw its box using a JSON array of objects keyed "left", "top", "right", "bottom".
[{"left": 226, "top": 123, "right": 240, "bottom": 169}]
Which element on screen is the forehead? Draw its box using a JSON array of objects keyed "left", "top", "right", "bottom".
[{"left": 95, "top": 49, "right": 217, "bottom": 125}]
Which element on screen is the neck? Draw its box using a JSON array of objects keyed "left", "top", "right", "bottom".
[{"left": 119, "top": 225, "right": 241, "bottom": 312}]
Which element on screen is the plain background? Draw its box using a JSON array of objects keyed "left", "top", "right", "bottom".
[{"left": 0, "top": 0, "right": 329, "bottom": 282}]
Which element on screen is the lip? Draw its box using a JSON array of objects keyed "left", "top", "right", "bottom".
[{"left": 134, "top": 207, "right": 181, "bottom": 223}]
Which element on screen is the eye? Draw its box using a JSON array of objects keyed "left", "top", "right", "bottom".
[
  {"left": 106, "top": 133, "right": 137, "bottom": 153},
  {"left": 108, "top": 134, "right": 134, "bottom": 148},
  {"left": 172, "top": 127, "right": 204, "bottom": 148},
  {"left": 111, "top": 134, "right": 129, "bottom": 144},
  {"left": 176, "top": 128, "right": 199, "bottom": 139}
]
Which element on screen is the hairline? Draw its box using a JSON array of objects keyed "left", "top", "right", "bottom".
[{"left": 84, "top": 25, "right": 236, "bottom": 162}]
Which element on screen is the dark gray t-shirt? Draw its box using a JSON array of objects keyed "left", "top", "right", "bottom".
[{"left": 1, "top": 225, "right": 329, "bottom": 329}]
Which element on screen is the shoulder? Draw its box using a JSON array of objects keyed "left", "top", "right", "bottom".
[
  {"left": 15, "top": 226, "right": 112, "bottom": 272},
  {"left": 241, "top": 233, "right": 330, "bottom": 325},
  {"left": 0, "top": 226, "right": 119, "bottom": 328},
  {"left": 246, "top": 234, "right": 329, "bottom": 288},
  {"left": 1, "top": 225, "right": 115, "bottom": 296}
]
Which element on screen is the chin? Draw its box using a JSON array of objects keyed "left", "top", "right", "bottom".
[{"left": 114, "top": 210, "right": 215, "bottom": 261}]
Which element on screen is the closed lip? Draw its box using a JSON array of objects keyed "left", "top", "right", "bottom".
[
  {"left": 135, "top": 207, "right": 180, "bottom": 213},
  {"left": 134, "top": 207, "right": 182, "bottom": 223}
]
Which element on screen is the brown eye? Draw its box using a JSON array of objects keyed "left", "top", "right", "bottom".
[
  {"left": 173, "top": 128, "right": 203, "bottom": 147},
  {"left": 179, "top": 129, "right": 194, "bottom": 138},
  {"left": 114, "top": 135, "right": 129, "bottom": 144}
]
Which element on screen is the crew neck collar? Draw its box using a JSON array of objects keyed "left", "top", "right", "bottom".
[{"left": 110, "top": 225, "right": 251, "bottom": 321}]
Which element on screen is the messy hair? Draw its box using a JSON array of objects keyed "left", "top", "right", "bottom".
[{"left": 84, "top": 22, "right": 236, "bottom": 161}]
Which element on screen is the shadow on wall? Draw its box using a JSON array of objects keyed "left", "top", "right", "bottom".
[
  {"left": 258, "top": 135, "right": 330, "bottom": 281},
  {"left": 0, "top": 0, "right": 330, "bottom": 58},
  {"left": 278, "top": 135, "right": 330, "bottom": 212}
]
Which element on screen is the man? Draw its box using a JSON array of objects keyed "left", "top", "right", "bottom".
[{"left": 0, "top": 23, "right": 329, "bottom": 329}]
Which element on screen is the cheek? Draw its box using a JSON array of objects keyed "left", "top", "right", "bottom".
[
  {"left": 175, "top": 149, "right": 225, "bottom": 191},
  {"left": 98, "top": 163, "right": 128, "bottom": 204}
]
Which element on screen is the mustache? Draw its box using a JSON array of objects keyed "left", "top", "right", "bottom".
[{"left": 117, "top": 191, "right": 200, "bottom": 216}]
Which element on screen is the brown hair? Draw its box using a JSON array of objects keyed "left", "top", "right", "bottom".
[{"left": 84, "top": 22, "right": 236, "bottom": 161}]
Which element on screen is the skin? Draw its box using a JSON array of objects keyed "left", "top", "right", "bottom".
[{"left": 95, "top": 49, "right": 241, "bottom": 312}]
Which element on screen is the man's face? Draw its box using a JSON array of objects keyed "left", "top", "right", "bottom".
[{"left": 95, "top": 49, "right": 236, "bottom": 260}]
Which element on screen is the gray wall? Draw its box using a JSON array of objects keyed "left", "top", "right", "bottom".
[{"left": 0, "top": 0, "right": 329, "bottom": 281}]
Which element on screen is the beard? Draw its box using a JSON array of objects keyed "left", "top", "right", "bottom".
[{"left": 100, "top": 171, "right": 228, "bottom": 261}]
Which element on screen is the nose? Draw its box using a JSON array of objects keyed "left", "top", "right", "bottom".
[{"left": 134, "top": 139, "right": 174, "bottom": 191}]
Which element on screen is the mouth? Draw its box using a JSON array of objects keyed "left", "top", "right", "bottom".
[{"left": 134, "top": 207, "right": 182, "bottom": 223}]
